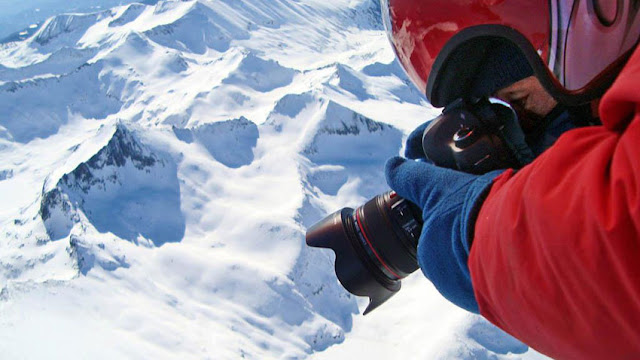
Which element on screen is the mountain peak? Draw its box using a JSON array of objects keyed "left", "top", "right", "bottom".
[{"left": 34, "top": 11, "right": 105, "bottom": 47}]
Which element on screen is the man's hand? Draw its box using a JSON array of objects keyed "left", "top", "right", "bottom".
[{"left": 384, "top": 156, "right": 502, "bottom": 312}]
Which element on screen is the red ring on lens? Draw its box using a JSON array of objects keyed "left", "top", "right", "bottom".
[{"left": 356, "top": 210, "right": 402, "bottom": 280}]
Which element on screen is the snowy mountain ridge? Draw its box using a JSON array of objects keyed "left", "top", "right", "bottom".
[{"left": 0, "top": 1, "right": 547, "bottom": 359}]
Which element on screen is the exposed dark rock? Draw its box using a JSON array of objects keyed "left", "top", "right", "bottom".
[
  {"left": 60, "top": 124, "right": 159, "bottom": 194},
  {"left": 40, "top": 124, "right": 184, "bottom": 247},
  {"left": 39, "top": 188, "right": 69, "bottom": 222}
]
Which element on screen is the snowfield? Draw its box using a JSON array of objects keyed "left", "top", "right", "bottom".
[{"left": 0, "top": 1, "right": 549, "bottom": 359}]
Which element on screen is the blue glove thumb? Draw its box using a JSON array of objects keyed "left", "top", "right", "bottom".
[
  {"left": 404, "top": 121, "right": 430, "bottom": 160},
  {"left": 385, "top": 156, "right": 503, "bottom": 313}
]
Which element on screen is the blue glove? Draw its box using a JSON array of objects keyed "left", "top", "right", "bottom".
[{"left": 385, "top": 156, "right": 503, "bottom": 313}]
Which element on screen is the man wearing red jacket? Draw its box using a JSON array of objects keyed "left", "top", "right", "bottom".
[{"left": 381, "top": 0, "right": 640, "bottom": 358}]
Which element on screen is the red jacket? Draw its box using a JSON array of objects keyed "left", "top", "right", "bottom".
[{"left": 470, "top": 46, "right": 640, "bottom": 359}]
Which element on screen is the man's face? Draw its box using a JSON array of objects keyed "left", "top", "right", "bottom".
[{"left": 493, "top": 76, "right": 558, "bottom": 132}]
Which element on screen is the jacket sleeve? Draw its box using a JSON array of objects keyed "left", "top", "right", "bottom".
[{"left": 468, "top": 47, "right": 640, "bottom": 360}]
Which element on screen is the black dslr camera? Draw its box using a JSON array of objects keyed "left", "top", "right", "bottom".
[{"left": 306, "top": 97, "right": 533, "bottom": 314}]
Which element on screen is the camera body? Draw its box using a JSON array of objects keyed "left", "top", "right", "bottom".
[
  {"left": 306, "top": 97, "right": 532, "bottom": 314},
  {"left": 422, "top": 97, "right": 533, "bottom": 173}
]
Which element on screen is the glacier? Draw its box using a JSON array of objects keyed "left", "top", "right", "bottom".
[{"left": 0, "top": 0, "right": 549, "bottom": 359}]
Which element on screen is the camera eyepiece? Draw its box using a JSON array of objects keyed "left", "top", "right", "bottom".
[{"left": 306, "top": 191, "right": 422, "bottom": 314}]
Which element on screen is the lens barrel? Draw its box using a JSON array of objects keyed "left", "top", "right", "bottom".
[{"left": 306, "top": 191, "right": 422, "bottom": 314}]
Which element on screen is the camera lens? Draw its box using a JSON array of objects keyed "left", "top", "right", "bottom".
[{"left": 306, "top": 191, "right": 422, "bottom": 314}]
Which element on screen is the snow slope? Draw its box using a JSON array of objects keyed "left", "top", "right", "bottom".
[{"left": 0, "top": 1, "right": 549, "bottom": 359}]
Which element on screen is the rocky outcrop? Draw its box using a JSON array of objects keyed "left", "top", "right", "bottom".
[{"left": 40, "top": 123, "right": 184, "bottom": 246}]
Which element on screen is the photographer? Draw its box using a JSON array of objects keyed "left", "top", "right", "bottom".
[{"left": 382, "top": 1, "right": 640, "bottom": 359}]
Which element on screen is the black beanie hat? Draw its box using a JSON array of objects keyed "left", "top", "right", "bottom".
[{"left": 470, "top": 41, "right": 534, "bottom": 98}]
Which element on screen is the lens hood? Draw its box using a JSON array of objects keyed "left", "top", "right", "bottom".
[{"left": 306, "top": 208, "right": 400, "bottom": 315}]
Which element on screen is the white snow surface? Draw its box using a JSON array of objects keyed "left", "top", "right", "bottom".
[{"left": 0, "top": 1, "right": 550, "bottom": 359}]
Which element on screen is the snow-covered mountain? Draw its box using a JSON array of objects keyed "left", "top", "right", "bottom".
[{"left": 0, "top": 1, "right": 548, "bottom": 359}]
